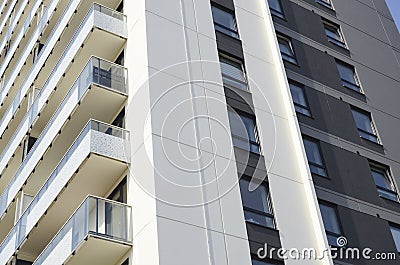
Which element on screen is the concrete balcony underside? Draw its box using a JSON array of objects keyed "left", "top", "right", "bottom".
[
  {"left": 64, "top": 236, "right": 131, "bottom": 265},
  {"left": 0, "top": 120, "right": 130, "bottom": 264}
]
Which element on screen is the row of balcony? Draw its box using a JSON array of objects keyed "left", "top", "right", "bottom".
[
  {"left": 0, "top": 1, "right": 131, "bottom": 263},
  {"left": 0, "top": 0, "right": 126, "bottom": 157},
  {"left": 0, "top": 0, "right": 47, "bottom": 89},
  {"left": 0, "top": 2, "right": 127, "bottom": 219},
  {"left": 0, "top": 0, "right": 34, "bottom": 58},
  {"left": 0, "top": 55, "right": 128, "bottom": 235},
  {"left": 0, "top": 119, "right": 130, "bottom": 264}
]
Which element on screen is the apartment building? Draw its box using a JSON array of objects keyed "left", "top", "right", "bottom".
[{"left": 0, "top": 0, "right": 398, "bottom": 264}]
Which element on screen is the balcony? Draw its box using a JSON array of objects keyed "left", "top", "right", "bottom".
[
  {"left": 0, "top": 57, "right": 127, "bottom": 243},
  {"left": 0, "top": 2, "right": 126, "bottom": 199},
  {"left": 0, "top": 120, "right": 130, "bottom": 264},
  {"left": 34, "top": 196, "right": 132, "bottom": 265}
]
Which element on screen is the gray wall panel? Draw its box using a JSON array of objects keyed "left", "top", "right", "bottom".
[
  {"left": 337, "top": 205, "right": 399, "bottom": 264},
  {"left": 315, "top": 142, "right": 382, "bottom": 206},
  {"left": 216, "top": 31, "right": 245, "bottom": 60},
  {"left": 298, "top": 87, "right": 362, "bottom": 143},
  {"left": 273, "top": 1, "right": 328, "bottom": 45}
]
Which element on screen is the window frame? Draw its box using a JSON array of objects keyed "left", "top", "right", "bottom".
[
  {"left": 219, "top": 53, "right": 249, "bottom": 91},
  {"left": 239, "top": 177, "right": 276, "bottom": 229},
  {"left": 116, "top": 0, "right": 123, "bottom": 13},
  {"left": 316, "top": 0, "right": 334, "bottom": 9},
  {"left": 336, "top": 60, "right": 362, "bottom": 93},
  {"left": 289, "top": 81, "right": 312, "bottom": 117},
  {"left": 351, "top": 107, "right": 380, "bottom": 144},
  {"left": 267, "top": 0, "right": 285, "bottom": 19},
  {"left": 323, "top": 20, "right": 346, "bottom": 48},
  {"left": 228, "top": 109, "right": 262, "bottom": 154},
  {"left": 302, "top": 137, "right": 328, "bottom": 178},
  {"left": 390, "top": 224, "right": 400, "bottom": 254},
  {"left": 277, "top": 34, "right": 298, "bottom": 64},
  {"left": 211, "top": 4, "right": 239, "bottom": 39},
  {"left": 319, "top": 201, "right": 345, "bottom": 248},
  {"left": 369, "top": 162, "right": 398, "bottom": 202}
]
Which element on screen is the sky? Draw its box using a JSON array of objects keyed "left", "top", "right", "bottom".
[{"left": 386, "top": 0, "right": 400, "bottom": 32}]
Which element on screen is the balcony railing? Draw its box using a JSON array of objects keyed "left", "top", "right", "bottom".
[
  {"left": 0, "top": 56, "right": 127, "bottom": 221},
  {"left": 34, "top": 196, "right": 132, "bottom": 264},
  {"left": 0, "top": 120, "right": 130, "bottom": 264},
  {"left": 93, "top": 3, "right": 127, "bottom": 37}
]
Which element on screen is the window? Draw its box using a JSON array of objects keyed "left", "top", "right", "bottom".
[
  {"left": 319, "top": 203, "right": 343, "bottom": 247},
  {"left": 108, "top": 177, "right": 127, "bottom": 203},
  {"left": 239, "top": 178, "right": 275, "bottom": 229},
  {"left": 33, "top": 42, "right": 44, "bottom": 63},
  {"left": 370, "top": 163, "right": 398, "bottom": 202},
  {"left": 115, "top": 50, "right": 124, "bottom": 66},
  {"left": 336, "top": 60, "right": 361, "bottom": 92},
  {"left": 22, "top": 135, "right": 37, "bottom": 162},
  {"left": 277, "top": 35, "right": 297, "bottom": 64},
  {"left": 228, "top": 110, "right": 260, "bottom": 153},
  {"left": 112, "top": 108, "right": 125, "bottom": 128},
  {"left": 351, "top": 107, "right": 379, "bottom": 143},
  {"left": 5, "top": 41, "right": 10, "bottom": 56},
  {"left": 323, "top": 20, "right": 346, "bottom": 48},
  {"left": 106, "top": 177, "right": 128, "bottom": 239},
  {"left": 303, "top": 137, "right": 327, "bottom": 177},
  {"left": 116, "top": 0, "right": 123, "bottom": 13},
  {"left": 268, "top": 0, "right": 284, "bottom": 18},
  {"left": 289, "top": 82, "right": 311, "bottom": 116},
  {"left": 316, "top": 0, "right": 333, "bottom": 9},
  {"left": 390, "top": 225, "right": 400, "bottom": 253},
  {"left": 219, "top": 54, "right": 248, "bottom": 90},
  {"left": 211, "top": 5, "right": 239, "bottom": 38},
  {"left": 15, "top": 260, "right": 33, "bottom": 265}
]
